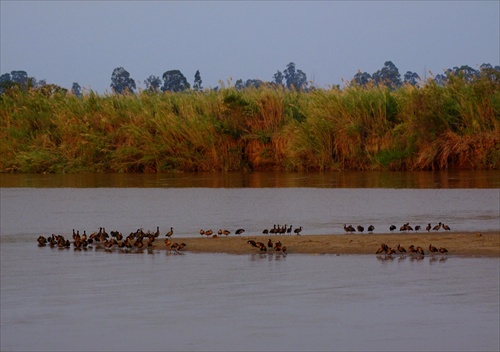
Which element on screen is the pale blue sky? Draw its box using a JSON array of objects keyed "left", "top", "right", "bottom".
[{"left": 1, "top": 1, "right": 498, "bottom": 93}]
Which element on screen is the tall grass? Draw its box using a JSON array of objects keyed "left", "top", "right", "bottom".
[{"left": 1, "top": 72, "right": 498, "bottom": 173}]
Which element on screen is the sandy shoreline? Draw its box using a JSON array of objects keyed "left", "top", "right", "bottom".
[{"left": 155, "top": 231, "right": 500, "bottom": 257}]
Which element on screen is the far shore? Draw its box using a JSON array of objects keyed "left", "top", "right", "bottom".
[{"left": 154, "top": 231, "right": 499, "bottom": 257}]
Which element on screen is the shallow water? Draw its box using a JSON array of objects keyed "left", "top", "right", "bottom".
[
  {"left": 1, "top": 240, "right": 499, "bottom": 352},
  {"left": 1, "top": 173, "right": 499, "bottom": 351},
  {"left": 1, "top": 188, "right": 498, "bottom": 238}
]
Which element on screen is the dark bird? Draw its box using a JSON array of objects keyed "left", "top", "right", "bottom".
[
  {"left": 416, "top": 246, "right": 425, "bottom": 256},
  {"left": 400, "top": 223, "right": 408, "bottom": 231},
  {"left": 287, "top": 225, "right": 293, "bottom": 235},
  {"left": 387, "top": 247, "right": 396, "bottom": 255},
  {"left": 429, "top": 244, "right": 439, "bottom": 254},
  {"left": 294, "top": 226, "right": 303, "bottom": 235},
  {"left": 408, "top": 245, "right": 418, "bottom": 254},
  {"left": 357, "top": 225, "right": 364, "bottom": 233},
  {"left": 426, "top": 223, "right": 432, "bottom": 232},
  {"left": 415, "top": 225, "right": 421, "bottom": 231},
  {"left": 235, "top": 228, "right": 245, "bottom": 235},
  {"left": 165, "top": 227, "right": 174, "bottom": 238},
  {"left": 389, "top": 225, "right": 396, "bottom": 232},
  {"left": 199, "top": 229, "right": 205, "bottom": 237},
  {"left": 438, "top": 247, "right": 449, "bottom": 254},
  {"left": 37, "top": 235, "right": 47, "bottom": 247},
  {"left": 344, "top": 224, "right": 355, "bottom": 233},
  {"left": 274, "top": 241, "right": 282, "bottom": 251},
  {"left": 178, "top": 243, "right": 187, "bottom": 251},
  {"left": 406, "top": 224, "right": 414, "bottom": 231},
  {"left": 247, "top": 240, "right": 258, "bottom": 248},
  {"left": 442, "top": 224, "right": 451, "bottom": 231},
  {"left": 223, "top": 229, "right": 231, "bottom": 236},
  {"left": 397, "top": 244, "right": 406, "bottom": 253},
  {"left": 433, "top": 222, "right": 442, "bottom": 231},
  {"left": 262, "top": 229, "right": 269, "bottom": 234},
  {"left": 267, "top": 239, "right": 273, "bottom": 248},
  {"left": 367, "top": 225, "right": 374, "bottom": 233},
  {"left": 281, "top": 246, "right": 287, "bottom": 256}
]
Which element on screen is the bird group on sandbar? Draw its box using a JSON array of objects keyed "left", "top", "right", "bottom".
[
  {"left": 262, "top": 224, "right": 302, "bottom": 235},
  {"left": 375, "top": 243, "right": 449, "bottom": 257},
  {"left": 247, "top": 239, "right": 288, "bottom": 256},
  {"left": 343, "top": 222, "right": 451, "bottom": 233}
]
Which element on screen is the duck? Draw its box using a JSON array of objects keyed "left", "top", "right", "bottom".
[
  {"left": 387, "top": 247, "right": 396, "bottom": 255},
  {"left": 199, "top": 229, "right": 205, "bottom": 237},
  {"left": 416, "top": 246, "right": 425, "bottom": 256},
  {"left": 262, "top": 229, "right": 269, "bottom": 234},
  {"left": 408, "top": 245, "right": 418, "bottom": 254},
  {"left": 429, "top": 244, "right": 439, "bottom": 254},
  {"left": 415, "top": 225, "right": 421, "bottom": 231},
  {"left": 367, "top": 225, "right": 374, "bottom": 233},
  {"left": 235, "top": 228, "right": 245, "bottom": 235},
  {"left": 274, "top": 241, "right": 282, "bottom": 251},
  {"left": 357, "top": 225, "right": 364, "bottom": 233},
  {"left": 433, "top": 222, "right": 442, "bottom": 231},
  {"left": 294, "top": 226, "right": 303, "bottom": 235},
  {"left": 343, "top": 224, "right": 355, "bottom": 233},
  {"left": 178, "top": 243, "right": 187, "bottom": 251},
  {"left": 287, "top": 225, "right": 293, "bottom": 235},
  {"left": 267, "top": 239, "right": 273, "bottom": 248},
  {"left": 389, "top": 225, "right": 396, "bottom": 232},
  {"left": 438, "top": 247, "right": 449, "bottom": 254},
  {"left": 400, "top": 223, "right": 408, "bottom": 231},
  {"left": 397, "top": 244, "right": 406, "bottom": 253},
  {"left": 37, "top": 235, "right": 47, "bottom": 247},
  {"left": 281, "top": 246, "right": 287, "bottom": 256},
  {"left": 165, "top": 227, "right": 174, "bottom": 238},
  {"left": 442, "top": 224, "right": 451, "bottom": 231},
  {"left": 247, "top": 240, "right": 258, "bottom": 248},
  {"left": 223, "top": 229, "right": 231, "bottom": 237},
  {"left": 426, "top": 223, "right": 432, "bottom": 232}
]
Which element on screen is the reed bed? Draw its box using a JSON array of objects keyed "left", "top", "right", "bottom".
[{"left": 1, "top": 73, "right": 499, "bottom": 173}]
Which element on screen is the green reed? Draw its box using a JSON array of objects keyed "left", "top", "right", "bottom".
[{"left": 1, "top": 72, "right": 498, "bottom": 173}]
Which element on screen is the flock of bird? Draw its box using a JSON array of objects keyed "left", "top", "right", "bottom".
[
  {"left": 375, "top": 243, "right": 449, "bottom": 256},
  {"left": 247, "top": 239, "right": 288, "bottom": 256},
  {"left": 343, "top": 222, "right": 451, "bottom": 233},
  {"left": 36, "top": 227, "right": 187, "bottom": 253}
]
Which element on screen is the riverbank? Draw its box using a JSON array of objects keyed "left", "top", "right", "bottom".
[{"left": 156, "top": 231, "right": 499, "bottom": 257}]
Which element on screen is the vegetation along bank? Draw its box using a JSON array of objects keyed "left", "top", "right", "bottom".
[{"left": 1, "top": 65, "right": 499, "bottom": 173}]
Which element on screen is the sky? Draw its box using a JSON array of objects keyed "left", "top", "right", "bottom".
[{"left": 1, "top": 1, "right": 499, "bottom": 93}]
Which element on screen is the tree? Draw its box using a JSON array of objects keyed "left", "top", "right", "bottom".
[
  {"left": 272, "top": 70, "right": 284, "bottom": 87},
  {"left": 283, "top": 62, "right": 308, "bottom": 90},
  {"left": 71, "top": 82, "right": 82, "bottom": 97},
  {"left": 372, "top": 61, "right": 402, "bottom": 89},
  {"left": 403, "top": 71, "right": 420, "bottom": 86},
  {"left": 450, "top": 65, "right": 479, "bottom": 82},
  {"left": 110, "top": 67, "right": 136, "bottom": 94},
  {"left": 353, "top": 70, "right": 372, "bottom": 86},
  {"left": 161, "top": 70, "right": 190, "bottom": 92},
  {"left": 193, "top": 70, "right": 202, "bottom": 91},
  {"left": 144, "top": 75, "right": 162, "bottom": 92}
]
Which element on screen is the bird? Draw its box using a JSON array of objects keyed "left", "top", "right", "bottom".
[
  {"left": 376, "top": 244, "right": 388, "bottom": 254},
  {"left": 387, "top": 247, "right": 396, "bottom": 255},
  {"left": 154, "top": 226, "right": 160, "bottom": 238},
  {"left": 287, "top": 225, "right": 293, "bottom": 235},
  {"left": 262, "top": 229, "right": 269, "bottom": 234},
  {"left": 397, "top": 244, "right": 406, "bottom": 253},
  {"left": 389, "top": 225, "right": 396, "bottom": 232},
  {"left": 199, "top": 229, "right": 205, "bottom": 237},
  {"left": 223, "top": 229, "right": 231, "bottom": 237},
  {"left": 438, "top": 247, "right": 449, "bottom": 254},
  {"left": 357, "top": 225, "right": 364, "bottom": 233},
  {"left": 205, "top": 229, "right": 213, "bottom": 237},
  {"left": 294, "top": 226, "right": 303, "bottom": 235},
  {"left": 406, "top": 224, "right": 414, "bottom": 231},
  {"left": 429, "top": 244, "right": 439, "bottom": 254},
  {"left": 165, "top": 227, "right": 174, "bottom": 238},
  {"left": 426, "top": 223, "right": 432, "bottom": 232},
  {"left": 400, "top": 223, "right": 408, "bottom": 231},
  {"left": 433, "top": 222, "right": 442, "bottom": 231},
  {"left": 344, "top": 224, "right": 355, "bottom": 233},
  {"left": 408, "top": 245, "right": 418, "bottom": 254},
  {"left": 37, "top": 235, "right": 47, "bottom": 247},
  {"left": 247, "top": 240, "right": 258, "bottom": 248},
  {"left": 416, "top": 246, "right": 425, "bottom": 256},
  {"left": 178, "top": 243, "right": 187, "bottom": 251},
  {"left": 367, "top": 225, "right": 374, "bottom": 233},
  {"left": 267, "top": 238, "right": 273, "bottom": 248},
  {"left": 281, "top": 246, "right": 287, "bottom": 256},
  {"left": 274, "top": 241, "right": 282, "bottom": 251},
  {"left": 235, "top": 228, "right": 245, "bottom": 235},
  {"left": 415, "top": 225, "right": 421, "bottom": 231},
  {"left": 442, "top": 224, "right": 451, "bottom": 231}
]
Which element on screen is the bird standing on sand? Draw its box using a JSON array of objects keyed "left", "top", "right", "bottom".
[
  {"left": 235, "top": 228, "right": 245, "bottom": 235},
  {"left": 389, "top": 225, "right": 396, "bottom": 232},
  {"left": 294, "top": 226, "right": 303, "bottom": 235},
  {"left": 367, "top": 225, "right": 374, "bottom": 233},
  {"left": 426, "top": 223, "right": 432, "bottom": 232},
  {"left": 433, "top": 222, "right": 442, "bottom": 231},
  {"left": 438, "top": 247, "right": 449, "bottom": 254},
  {"left": 442, "top": 224, "right": 451, "bottom": 231},
  {"left": 357, "top": 225, "right": 364, "bottom": 233},
  {"left": 429, "top": 244, "right": 439, "bottom": 254},
  {"left": 397, "top": 244, "right": 406, "bottom": 253},
  {"left": 165, "top": 227, "right": 174, "bottom": 238}
]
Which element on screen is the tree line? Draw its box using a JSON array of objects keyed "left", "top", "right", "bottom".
[{"left": 1, "top": 61, "right": 499, "bottom": 96}]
